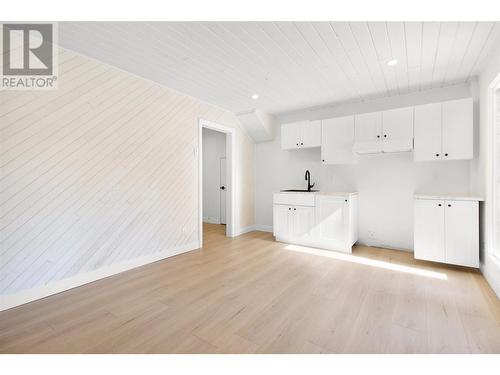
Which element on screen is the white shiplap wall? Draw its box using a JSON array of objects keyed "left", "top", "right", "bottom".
[{"left": 0, "top": 48, "right": 255, "bottom": 308}]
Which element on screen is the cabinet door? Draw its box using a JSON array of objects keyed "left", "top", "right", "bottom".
[
  {"left": 414, "top": 199, "right": 445, "bottom": 263},
  {"left": 354, "top": 112, "right": 383, "bottom": 143},
  {"left": 414, "top": 102, "right": 442, "bottom": 161},
  {"left": 316, "top": 196, "right": 347, "bottom": 246},
  {"left": 281, "top": 123, "right": 300, "bottom": 150},
  {"left": 444, "top": 200, "right": 479, "bottom": 267},
  {"left": 353, "top": 112, "right": 383, "bottom": 153},
  {"left": 292, "top": 206, "right": 315, "bottom": 241},
  {"left": 273, "top": 205, "right": 291, "bottom": 238},
  {"left": 442, "top": 98, "right": 473, "bottom": 160},
  {"left": 321, "top": 116, "right": 356, "bottom": 164},
  {"left": 382, "top": 107, "right": 414, "bottom": 151},
  {"left": 300, "top": 120, "right": 321, "bottom": 148}
]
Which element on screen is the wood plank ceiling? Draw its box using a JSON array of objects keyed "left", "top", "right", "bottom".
[{"left": 59, "top": 22, "right": 500, "bottom": 115}]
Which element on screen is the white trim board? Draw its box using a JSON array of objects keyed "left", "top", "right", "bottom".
[
  {"left": 482, "top": 255, "right": 500, "bottom": 298},
  {"left": 254, "top": 224, "right": 273, "bottom": 233},
  {"left": 482, "top": 72, "right": 500, "bottom": 298},
  {"left": 234, "top": 225, "right": 256, "bottom": 236},
  {"left": 0, "top": 242, "right": 198, "bottom": 312},
  {"left": 203, "top": 217, "right": 220, "bottom": 224},
  {"left": 277, "top": 83, "right": 473, "bottom": 124}
]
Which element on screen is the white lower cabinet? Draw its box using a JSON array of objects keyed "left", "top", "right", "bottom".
[
  {"left": 414, "top": 199, "right": 445, "bottom": 263},
  {"left": 414, "top": 197, "right": 479, "bottom": 267},
  {"left": 273, "top": 205, "right": 314, "bottom": 241},
  {"left": 293, "top": 206, "right": 315, "bottom": 241},
  {"left": 273, "top": 193, "right": 358, "bottom": 253},
  {"left": 444, "top": 200, "right": 479, "bottom": 267},
  {"left": 273, "top": 204, "right": 292, "bottom": 238},
  {"left": 316, "top": 196, "right": 347, "bottom": 248}
]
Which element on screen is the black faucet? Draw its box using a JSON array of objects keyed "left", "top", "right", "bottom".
[{"left": 305, "top": 170, "right": 315, "bottom": 192}]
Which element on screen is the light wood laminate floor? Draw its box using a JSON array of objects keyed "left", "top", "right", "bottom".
[{"left": 1, "top": 223, "right": 499, "bottom": 353}]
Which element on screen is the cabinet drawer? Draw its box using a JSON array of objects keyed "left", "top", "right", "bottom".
[{"left": 273, "top": 193, "right": 315, "bottom": 207}]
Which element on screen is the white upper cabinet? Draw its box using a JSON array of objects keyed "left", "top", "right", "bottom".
[
  {"left": 301, "top": 120, "right": 321, "bottom": 148},
  {"left": 414, "top": 102, "right": 442, "bottom": 161},
  {"left": 353, "top": 112, "right": 383, "bottom": 154},
  {"left": 414, "top": 98, "right": 473, "bottom": 161},
  {"left": 321, "top": 116, "right": 356, "bottom": 164},
  {"left": 381, "top": 107, "right": 414, "bottom": 152},
  {"left": 442, "top": 98, "right": 473, "bottom": 160},
  {"left": 281, "top": 122, "right": 301, "bottom": 149},
  {"left": 292, "top": 97, "right": 473, "bottom": 160},
  {"left": 281, "top": 120, "right": 321, "bottom": 150},
  {"left": 353, "top": 107, "right": 413, "bottom": 154}
]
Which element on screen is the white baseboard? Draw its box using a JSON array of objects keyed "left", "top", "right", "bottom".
[
  {"left": 234, "top": 225, "right": 255, "bottom": 236},
  {"left": 255, "top": 224, "right": 273, "bottom": 233},
  {"left": 0, "top": 241, "right": 199, "bottom": 312},
  {"left": 481, "top": 255, "right": 500, "bottom": 298},
  {"left": 203, "top": 217, "right": 220, "bottom": 224},
  {"left": 234, "top": 224, "right": 273, "bottom": 236}
]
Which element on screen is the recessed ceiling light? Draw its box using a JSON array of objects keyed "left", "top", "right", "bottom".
[
  {"left": 251, "top": 94, "right": 259, "bottom": 100},
  {"left": 387, "top": 59, "right": 398, "bottom": 67}
]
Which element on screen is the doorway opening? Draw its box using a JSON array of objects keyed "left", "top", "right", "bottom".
[{"left": 198, "top": 119, "right": 235, "bottom": 247}]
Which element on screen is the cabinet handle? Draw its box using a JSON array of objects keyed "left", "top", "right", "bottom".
[
  {"left": 288, "top": 207, "right": 291, "bottom": 210},
  {"left": 438, "top": 204, "right": 442, "bottom": 207},
  {"left": 301, "top": 142, "right": 303, "bottom": 145},
  {"left": 384, "top": 134, "right": 387, "bottom": 138},
  {"left": 445, "top": 153, "right": 449, "bottom": 157},
  {"left": 322, "top": 159, "right": 325, "bottom": 162},
  {"left": 296, "top": 143, "right": 299, "bottom": 146},
  {"left": 448, "top": 204, "right": 451, "bottom": 207},
  {"left": 344, "top": 199, "right": 348, "bottom": 202},
  {"left": 436, "top": 153, "right": 440, "bottom": 157},
  {"left": 293, "top": 208, "right": 296, "bottom": 211},
  {"left": 377, "top": 135, "right": 380, "bottom": 138}
]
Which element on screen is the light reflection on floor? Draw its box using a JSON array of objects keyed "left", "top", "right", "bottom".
[{"left": 284, "top": 244, "right": 448, "bottom": 280}]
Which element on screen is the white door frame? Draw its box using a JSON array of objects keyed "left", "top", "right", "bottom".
[
  {"left": 198, "top": 119, "right": 236, "bottom": 247},
  {"left": 219, "top": 157, "right": 227, "bottom": 225},
  {"left": 486, "top": 73, "right": 500, "bottom": 267}
]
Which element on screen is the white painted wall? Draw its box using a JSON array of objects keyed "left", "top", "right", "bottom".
[
  {"left": 0, "top": 48, "right": 255, "bottom": 310},
  {"left": 256, "top": 85, "right": 475, "bottom": 251},
  {"left": 471, "top": 44, "right": 500, "bottom": 297},
  {"left": 202, "top": 128, "right": 226, "bottom": 224}
]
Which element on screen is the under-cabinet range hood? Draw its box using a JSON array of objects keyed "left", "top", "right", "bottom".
[{"left": 352, "top": 139, "right": 413, "bottom": 155}]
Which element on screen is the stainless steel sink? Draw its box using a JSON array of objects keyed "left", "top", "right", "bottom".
[{"left": 280, "top": 189, "right": 319, "bottom": 192}]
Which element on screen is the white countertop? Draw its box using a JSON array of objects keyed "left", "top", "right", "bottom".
[
  {"left": 276, "top": 191, "right": 358, "bottom": 197},
  {"left": 414, "top": 193, "right": 484, "bottom": 201}
]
